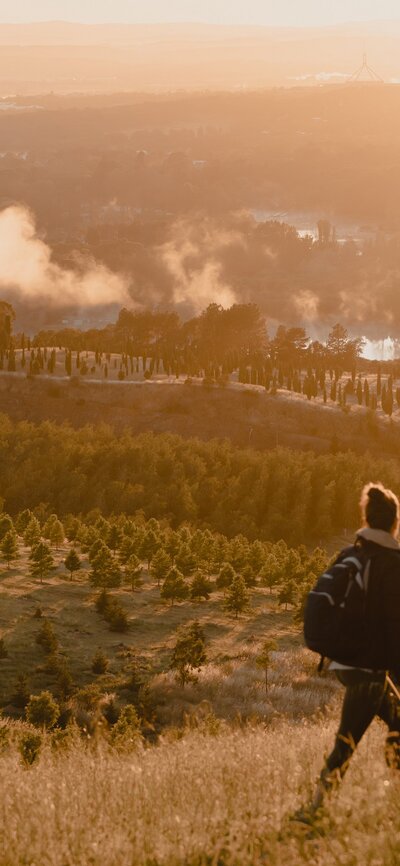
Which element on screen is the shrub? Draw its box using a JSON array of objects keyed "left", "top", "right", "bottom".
[
  {"left": 170, "top": 621, "right": 207, "bottom": 687},
  {"left": 36, "top": 620, "right": 58, "bottom": 654},
  {"left": 95, "top": 588, "right": 112, "bottom": 616},
  {"left": 92, "top": 649, "right": 109, "bottom": 675},
  {"left": 102, "top": 695, "right": 120, "bottom": 725},
  {"left": 18, "top": 731, "right": 42, "bottom": 766},
  {"left": 74, "top": 684, "right": 102, "bottom": 714},
  {"left": 111, "top": 705, "right": 142, "bottom": 749},
  {"left": 107, "top": 604, "right": 129, "bottom": 633},
  {"left": 13, "top": 674, "right": 30, "bottom": 708},
  {"left": 55, "top": 663, "right": 74, "bottom": 701},
  {"left": 26, "top": 691, "right": 60, "bottom": 729}
]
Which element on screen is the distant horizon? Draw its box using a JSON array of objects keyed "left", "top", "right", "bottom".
[
  {"left": 2, "top": 18, "right": 400, "bottom": 29},
  {"left": 2, "top": 0, "right": 400, "bottom": 28}
]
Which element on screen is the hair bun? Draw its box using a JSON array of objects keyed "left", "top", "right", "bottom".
[{"left": 368, "top": 486, "right": 385, "bottom": 503}]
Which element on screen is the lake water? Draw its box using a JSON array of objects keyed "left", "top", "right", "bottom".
[{"left": 250, "top": 209, "right": 377, "bottom": 243}]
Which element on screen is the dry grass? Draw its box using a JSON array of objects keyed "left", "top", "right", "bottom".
[
  {"left": 1, "top": 716, "right": 399, "bottom": 866},
  {"left": 1, "top": 544, "right": 398, "bottom": 864},
  {"left": 149, "top": 648, "right": 340, "bottom": 726}
]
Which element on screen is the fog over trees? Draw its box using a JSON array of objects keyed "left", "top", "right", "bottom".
[{"left": 2, "top": 86, "right": 400, "bottom": 340}]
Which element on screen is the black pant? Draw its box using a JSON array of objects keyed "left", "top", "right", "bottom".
[{"left": 323, "top": 670, "right": 400, "bottom": 785}]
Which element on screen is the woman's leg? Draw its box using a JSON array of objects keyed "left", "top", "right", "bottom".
[
  {"left": 377, "top": 679, "right": 400, "bottom": 769},
  {"left": 312, "top": 671, "right": 386, "bottom": 810}
]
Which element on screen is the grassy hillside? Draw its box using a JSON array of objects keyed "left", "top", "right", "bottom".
[
  {"left": 0, "top": 537, "right": 332, "bottom": 725},
  {"left": 0, "top": 370, "right": 397, "bottom": 457},
  {"left": 0, "top": 717, "right": 397, "bottom": 866}
]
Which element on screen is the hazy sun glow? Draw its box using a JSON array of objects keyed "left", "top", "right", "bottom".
[{"left": 2, "top": 0, "right": 400, "bottom": 25}]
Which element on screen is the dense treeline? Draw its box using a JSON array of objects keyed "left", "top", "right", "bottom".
[
  {"left": 1, "top": 416, "right": 399, "bottom": 544},
  {"left": 6, "top": 302, "right": 397, "bottom": 416},
  {"left": 32, "top": 306, "right": 363, "bottom": 380}
]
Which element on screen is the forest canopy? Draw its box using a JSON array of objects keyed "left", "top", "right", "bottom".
[{"left": 1, "top": 415, "right": 400, "bottom": 545}]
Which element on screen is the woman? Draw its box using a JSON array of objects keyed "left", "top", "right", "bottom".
[{"left": 309, "top": 483, "right": 400, "bottom": 817}]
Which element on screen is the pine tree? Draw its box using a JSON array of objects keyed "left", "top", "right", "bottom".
[
  {"left": 125, "top": 554, "right": 143, "bottom": 592},
  {"left": 43, "top": 514, "right": 58, "bottom": 539},
  {"left": 1, "top": 530, "right": 18, "bottom": 568},
  {"left": 224, "top": 575, "right": 250, "bottom": 618},
  {"left": 216, "top": 562, "right": 236, "bottom": 593},
  {"left": 107, "top": 524, "right": 122, "bottom": 553},
  {"left": 150, "top": 548, "right": 172, "bottom": 586},
  {"left": 0, "top": 513, "right": 14, "bottom": 541},
  {"left": 65, "top": 548, "right": 81, "bottom": 580},
  {"left": 161, "top": 566, "right": 189, "bottom": 606},
  {"left": 256, "top": 639, "right": 277, "bottom": 693},
  {"left": 164, "top": 531, "right": 181, "bottom": 564},
  {"left": 48, "top": 519, "right": 64, "bottom": 549},
  {"left": 259, "top": 554, "right": 282, "bottom": 592},
  {"left": 175, "top": 543, "right": 197, "bottom": 577},
  {"left": 278, "top": 580, "right": 297, "bottom": 610},
  {"left": 249, "top": 540, "right": 266, "bottom": 575},
  {"left": 90, "top": 546, "right": 122, "bottom": 588},
  {"left": 64, "top": 515, "right": 81, "bottom": 542},
  {"left": 170, "top": 621, "right": 207, "bottom": 686},
  {"left": 30, "top": 541, "right": 54, "bottom": 583},
  {"left": 88, "top": 537, "right": 107, "bottom": 564},
  {"left": 140, "top": 529, "right": 160, "bottom": 569},
  {"left": 190, "top": 570, "right": 213, "bottom": 601},
  {"left": 118, "top": 535, "right": 136, "bottom": 564},
  {"left": 24, "top": 516, "right": 41, "bottom": 548},
  {"left": 15, "top": 509, "right": 34, "bottom": 535},
  {"left": 242, "top": 564, "right": 257, "bottom": 588}
]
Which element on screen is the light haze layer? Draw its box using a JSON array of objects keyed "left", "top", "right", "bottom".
[{"left": 1, "top": 0, "right": 400, "bottom": 26}]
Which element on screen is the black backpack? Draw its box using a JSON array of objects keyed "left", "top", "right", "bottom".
[{"left": 303, "top": 543, "right": 372, "bottom": 667}]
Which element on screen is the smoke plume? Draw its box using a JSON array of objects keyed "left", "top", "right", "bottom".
[
  {"left": 160, "top": 222, "right": 238, "bottom": 312},
  {"left": 0, "top": 206, "right": 129, "bottom": 308}
]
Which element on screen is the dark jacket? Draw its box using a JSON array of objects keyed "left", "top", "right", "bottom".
[{"left": 342, "top": 528, "right": 400, "bottom": 676}]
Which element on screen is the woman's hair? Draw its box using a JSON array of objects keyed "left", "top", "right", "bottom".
[{"left": 360, "top": 482, "right": 400, "bottom": 532}]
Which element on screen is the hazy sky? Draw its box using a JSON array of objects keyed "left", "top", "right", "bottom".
[{"left": 1, "top": 1, "right": 400, "bottom": 27}]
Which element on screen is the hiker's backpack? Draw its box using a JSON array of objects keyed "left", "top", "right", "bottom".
[{"left": 303, "top": 544, "right": 372, "bottom": 666}]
